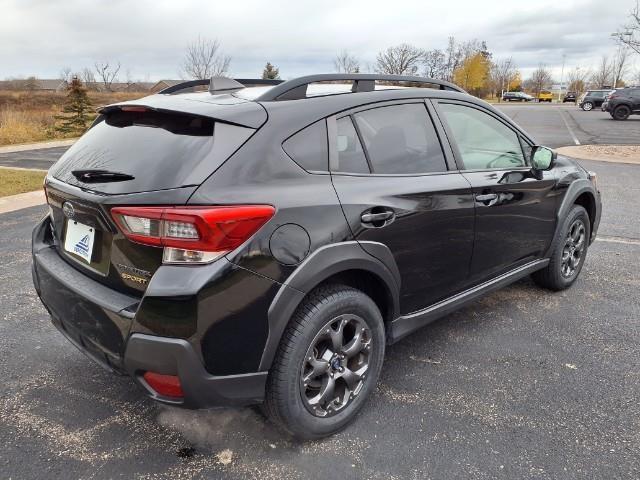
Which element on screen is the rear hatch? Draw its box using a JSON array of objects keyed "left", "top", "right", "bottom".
[{"left": 46, "top": 93, "right": 266, "bottom": 295}]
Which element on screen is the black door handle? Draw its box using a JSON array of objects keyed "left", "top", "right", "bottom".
[{"left": 361, "top": 209, "right": 395, "bottom": 225}]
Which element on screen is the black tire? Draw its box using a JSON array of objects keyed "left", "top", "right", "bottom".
[
  {"left": 582, "top": 102, "right": 593, "bottom": 111},
  {"left": 532, "top": 205, "right": 590, "bottom": 291},
  {"left": 613, "top": 105, "right": 631, "bottom": 120},
  {"left": 263, "top": 283, "right": 385, "bottom": 440}
]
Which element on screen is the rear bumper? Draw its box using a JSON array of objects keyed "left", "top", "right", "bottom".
[
  {"left": 124, "top": 334, "right": 267, "bottom": 408},
  {"left": 32, "top": 215, "right": 267, "bottom": 408}
]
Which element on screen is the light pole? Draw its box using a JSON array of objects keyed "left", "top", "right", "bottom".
[{"left": 558, "top": 54, "right": 566, "bottom": 102}]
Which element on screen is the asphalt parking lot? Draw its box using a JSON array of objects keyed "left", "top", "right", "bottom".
[{"left": 1, "top": 105, "right": 639, "bottom": 479}]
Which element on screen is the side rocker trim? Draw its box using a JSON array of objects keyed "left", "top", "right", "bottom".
[{"left": 389, "top": 259, "right": 549, "bottom": 343}]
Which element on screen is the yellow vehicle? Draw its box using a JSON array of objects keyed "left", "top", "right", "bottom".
[{"left": 537, "top": 90, "right": 554, "bottom": 102}]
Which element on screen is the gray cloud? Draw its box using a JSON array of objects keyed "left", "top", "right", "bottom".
[{"left": 0, "top": 0, "right": 637, "bottom": 81}]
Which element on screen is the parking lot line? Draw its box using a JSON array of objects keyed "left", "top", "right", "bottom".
[
  {"left": 558, "top": 108, "right": 581, "bottom": 145},
  {"left": 596, "top": 235, "right": 640, "bottom": 246}
]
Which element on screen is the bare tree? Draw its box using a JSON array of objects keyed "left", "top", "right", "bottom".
[
  {"left": 616, "top": 1, "right": 640, "bottom": 55},
  {"left": 529, "top": 63, "right": 553, "bottom": 97},
  {"left": 591, "top": 55, "right": 613, "bottom": 87},
  {"left": 181, "top": 37, "right": 231, "bottom": 79},
  {"left": 444, "top": 37, "right": 463, "bottom": 82},
  {"left": 567, "top": 66, "right": 591, "bottom": 94},
  {"left": 490, "top": 57, "right": 518, "bottom": 96},
  {"left": 94, "top": 60, "right": 121, "bottom": 91},
  {"left": 333, "top": 50, "right": 360, "bottom": 73},
  {"left": 422, "top": 49, "right": 446, "bottom": 78},
  {"left": 59, "top": 67, "right": 72, "bottom": 84},
  {"left": 612, "top": 47, "right": 630, "bottom": 86},
  {"left": 81, "top": 67, "right": 96, "bottom": 90},
  {"left": 376, "top": 44, "right": 425, "bottom": 76}
]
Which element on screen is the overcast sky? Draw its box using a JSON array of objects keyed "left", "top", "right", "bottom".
[{"left": 1, "top": 0, "right": 638, "bottom": 82}]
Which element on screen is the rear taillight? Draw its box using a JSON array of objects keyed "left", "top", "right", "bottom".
[{"left": 111, "top": 205, "right": 275, "bottom": 264}]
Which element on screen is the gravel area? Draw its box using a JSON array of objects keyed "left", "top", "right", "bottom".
[{"left": 557, "top": 145, "right": 640, "bottom": 164}]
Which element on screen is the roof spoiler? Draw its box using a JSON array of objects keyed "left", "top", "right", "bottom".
[
  {"left": 254, "top": 74, "right": 465, "bottom": 101},
  {"left": 157, "top": 77, "right": 284, "bottom": 95}
]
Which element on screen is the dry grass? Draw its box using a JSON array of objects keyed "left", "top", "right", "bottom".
[
  {"left": 0, "top": 90, "right": 145, "bottom": 146},
  {"left": 0, "top": 168, "right": 47, "bottom": 197}
]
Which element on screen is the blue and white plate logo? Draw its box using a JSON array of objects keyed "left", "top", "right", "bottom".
[
  {"left": 64, "top": 221, "right": 95, "bottom": 263},
  {"left": 74, "top": 235, "right": 91, "bottom": 256}
]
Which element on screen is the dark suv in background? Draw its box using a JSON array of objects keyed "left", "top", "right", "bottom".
[
  {"left": 579, "top": 89, "right": 613, "bottom": 111},
  {"left": 32, "top": 74, "right": 601, "bottom": 439},
  {"left": 604, "top": 87, "right": 640, "bottom": 120}
]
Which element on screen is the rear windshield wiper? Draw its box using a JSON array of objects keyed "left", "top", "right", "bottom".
[{"left": 71, "top": 169, "right": 135, "bottom": 183}]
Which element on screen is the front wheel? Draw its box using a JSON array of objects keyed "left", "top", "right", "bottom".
[
  {"left": 532, "top": 205, "right": 590, "bottom": 291},
  {"left": 582, "top": 102, "right": 593, "bottom": 111},
  {"left": 263, "top": 284, "right": 385, "bottom": 440}
]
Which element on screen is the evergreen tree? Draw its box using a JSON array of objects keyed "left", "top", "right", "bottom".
[
  {"left": 55, "top": 76, "right": 93, "bottom": 135},
  {"left": 262, "top": 62, "right": 280, "bottom": 80}
]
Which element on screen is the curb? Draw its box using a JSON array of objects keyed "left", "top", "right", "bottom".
[
  {"left": 556, "top": 145, "right": 640, "bottom": 165},
  {"left": 0, "top": 165, "right": 48, "bottom": 173},
  {"left": 0, "top": 139, "right": 76, "bottom": 154},
  {"left": 0, "top": 190, "right": 46, "bottom": 215}
]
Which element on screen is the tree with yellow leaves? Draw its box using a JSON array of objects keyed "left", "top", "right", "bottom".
[{"left": 453, "top": 53, "right": 491, "bottom": 96}]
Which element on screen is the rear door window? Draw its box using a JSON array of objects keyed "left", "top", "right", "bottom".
[{"left": 353, "top": 103, "right": 447, "bottom": 174}]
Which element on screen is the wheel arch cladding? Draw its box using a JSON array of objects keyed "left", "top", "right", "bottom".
[
  {"left": 573, "top": 191, "right": 596, "bottom": 233},
  {"left": 258, "top": 241, "right": 401, "bottom": 370},
  {"left": 547, "top": 179, "right": 598, "bottom": 257}
]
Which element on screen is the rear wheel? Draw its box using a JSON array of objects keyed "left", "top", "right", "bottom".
[
  {"left": 532, "top": 205, "right": 590, "bottom": 291},
  {"left": 613, "top": 105, "right": 631, "bottom": 120},
  {"left": 582, "top": 102, "right": 593, "bottom": 111},
  {"left": 263, "top": 284, "right": 385, "bottom": 440}
]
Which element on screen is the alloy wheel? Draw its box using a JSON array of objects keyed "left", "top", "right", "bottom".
[
  {"left": 300, "top": 314, "right": 372, "bottom": 417},
  {"left": 561, "top": 219, "right": 586, "bottom": 278},
  {"left": 583, "top": 102, "right": 593, "bottom": 111}
]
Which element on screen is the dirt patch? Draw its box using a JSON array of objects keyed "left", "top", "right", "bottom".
[{"left": 557, "top": 145, "right": 640, "bottom": 164}]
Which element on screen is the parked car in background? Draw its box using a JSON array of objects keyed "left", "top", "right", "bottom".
[
  {"left": 604, "top": 87, "right": 640, "bottom": 120},
  {"left": 579, "top": 90, "right": 613, "bottom": 111},
  {"left": 537, "top": 90, "right": 553, "bottom": 102},
  {"left": 563, "top": 92, "right": 577, "bottom": 103},
  {"left": 502, "top": 91, "right": 533, "bottom": 102}
]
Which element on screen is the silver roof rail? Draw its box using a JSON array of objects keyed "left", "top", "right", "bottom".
[
  {"left": 255, "top": 74, "right": 465, "bottom": 101},
  {"left": 157, "top": 77, "right": 284, "bottom": 95}
]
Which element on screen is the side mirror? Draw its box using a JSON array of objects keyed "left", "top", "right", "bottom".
[{"left": 531, "top": 146, "right": 556, "bottom": 171}]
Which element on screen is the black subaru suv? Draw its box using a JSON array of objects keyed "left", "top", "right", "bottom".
[{"left": 32, "top": 74, "right": 601, "bottom": 439}]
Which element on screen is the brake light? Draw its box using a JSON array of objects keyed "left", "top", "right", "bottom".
[
  {"left": 111, "top": 205, "right": 275, "bottom": 264},
  {"left": 143, "top": 372, "right": 184, "bottom": 398}
]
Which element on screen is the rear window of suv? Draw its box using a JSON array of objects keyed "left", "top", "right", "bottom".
[{"left": 50, "top": 110, "right": 254, "bottom": 194}]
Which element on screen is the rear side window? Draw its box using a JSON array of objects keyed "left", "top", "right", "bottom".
[
  {"left": 335, "top": 116, "right": 370, "bottom": 173},
  {"left": 353, "top": 103, "right": 447, "bottom": 174},
  {"left": 282, "top": 120, "right": 328, "bottom": 172}
]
